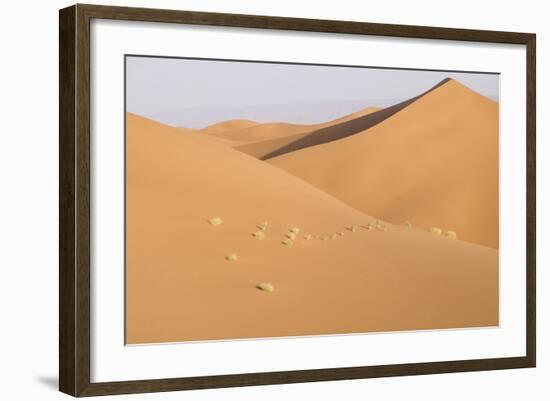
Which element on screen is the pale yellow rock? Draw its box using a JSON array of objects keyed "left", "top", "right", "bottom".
[
  {"left": 256, "top": 282, "right": 274, "bottom": 292},
  {"left": 443, "top": 230, "right": 457, "bottom": 239},
  {"left": 225, "top": 253, "right": 238, "bottom": 262},
  {"left": 281, "top": 238, "right": 294, "bottom": 247},
  {"left": 208, "top": 217, "right": 223, "bottom": 226},
  {"left": 257, "top": 222, "right": 268, "bottom": 231},
  {"left": 430, "top": 227, "right": 443, "bottom": 235},
  {"left": 347, "top": 225, "right": 358, "bottom": 232},
  {"left": 252, "top": 231, "right": 265, "bottom": 240},
  {"left": 285, "top": 232, "right": 297, "bottom": 240},
  {"left": 405, "top": 221, "right": 412, "bottom": 229},
  {"left": 303, "top": 234, "right": 312, "bottom": 240},
  {"left": 289, "top": 227, "right": 300, "bottom": 234}
]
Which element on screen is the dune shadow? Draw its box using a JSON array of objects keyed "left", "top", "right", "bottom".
[{"left": 261, "top": 78, "right": 451, "bottom": 160}]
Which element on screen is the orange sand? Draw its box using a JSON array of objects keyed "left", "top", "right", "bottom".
[
  {"left": 268, "top": 79, "right": 499, "bottom": 248},
  {"left": 200, "top": 119, "right": 259, "bottom": 135},
  {"left": 126, "top": 111, "right": 498, "bottom": 344},
  {"left": 234, "top": 107, "right": 380, "bottom": 159}
]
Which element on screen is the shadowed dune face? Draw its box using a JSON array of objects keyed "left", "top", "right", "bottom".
[
  {"left": 126, "top": 112, "right": 498, "bottom": 344},
  {"left": 197, "top": 106, "right": 380, "bottom": 154},
  {"left": 234, "top": 107, "right": 380, "bottom": 159},
  {"left": 260, "top": 78, "right": 451, "bottom": 160},
  {"left": 268, "top": 79, "right": 499, "bottom": 248}
]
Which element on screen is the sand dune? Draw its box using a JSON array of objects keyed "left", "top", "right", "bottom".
[
  {"left": 126, "top": 112, "right": 498, "bottom": 344},
  {"left": 235, "top": 130, "right": 318, "bottom": 159},
  {"left": 198, "top": 106, "right": 379, "bottom": 152},
  {"left": 259, "top": 81, "right": 451, "bottom": 160},
  {"left": 205, "top": 121, "right": 312, "bottom": 144},
  {"left": 174, "top": 125, "right": 247, "bottom": 147},
  {"left": 235, "top": 107, "right": 380, "bottom": 159},
  {"left": 268, "top": 79, "right": 499, "bottom": 248},
  {"left": 200, "top": 119, "right": 259, "bottom": 136}
]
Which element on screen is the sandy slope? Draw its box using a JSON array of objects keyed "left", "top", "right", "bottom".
[
  {"left": 174, "top": 126, "right": 245, "bottom": 147},
  {"left": 199, "top": 119, "right": 259, "bottom": 136},
  {"left": 268, "top": 80, "right": 499, "bottom": 249},
  {"left": 199, "top": 107, "right": 380, "bottom": 151},
  {"left": 235, "top": 107, "right": 380, "bottom": 159},
  {"left": 207, "top": 121, "right": 311, "bottom": 143},
  {"left": 126, "top": 112, "right": 498, "bottom": 344}
]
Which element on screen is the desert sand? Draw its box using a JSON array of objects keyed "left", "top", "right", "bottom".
[
  {"left": 268, "top": 79, "right": 499, "bottom": 248},
  {"left": 200, "top": 119, "right": 259, "bottom": 135},
  {"left": 126, "top": 107, "right": 498, "bottom": 344},
  {"left": 234, "top": 106, "right": 380, "bottom": 159}
]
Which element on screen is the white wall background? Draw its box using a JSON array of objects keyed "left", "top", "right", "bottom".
[{"left": 0, "top": 0, "right": 545, "bottom": 399}]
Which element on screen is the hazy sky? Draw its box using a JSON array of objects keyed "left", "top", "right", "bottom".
[{"left": 126, "top": 56, "right": 499, "bottom": 128}]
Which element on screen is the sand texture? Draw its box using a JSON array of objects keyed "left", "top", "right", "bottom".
[
  {"left": 234, "top": 107, "right": 380, "bottom": 159},
  {"left": 268, "top": 79, "right": 499, "bottom": 248},
  {"left": 125, "top": 98, "right": 499, "bottom": 344}
]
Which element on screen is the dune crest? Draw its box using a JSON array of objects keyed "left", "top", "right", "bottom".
[
  {"left": 200, "top": 119, "right": 259, "bottom": 136},
  {"left": 260, "top": 79, "right": 451, "bottom": 159},
  {"left": 199, "top": 106, "right": 380, "bottom": 152},
  {"left": 235, "top": 106, "right": 380, "bottom": 159},
  {"left": 268, "top": 79, "right": 499, "bottom": 248}
]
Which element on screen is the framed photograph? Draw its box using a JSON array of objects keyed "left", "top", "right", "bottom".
[{"left": 59, "top": 4, "right": 536, "bottom": 397}]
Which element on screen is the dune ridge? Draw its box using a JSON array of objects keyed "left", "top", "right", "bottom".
[
  {"left": 268, "top": 79, "right": 499, "bottom": 248},
  {"left": 234, "top": 107, "right": 380, "bottom": 159},
  {"left": 260, "top": 78, "right": 452, "bottom": 160},
  {"left": 196, "top": 106, "right": 380, "bottom": 152},
  {"left": 200, "top": 119, "right": 259, "bottom": 135},
  {"left": 126, "top": 112, "right": 498, "bottom": 344}
]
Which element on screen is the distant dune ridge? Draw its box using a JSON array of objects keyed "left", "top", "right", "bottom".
[
  {"left": 199, "top": 119, "right": 259, "bottom": 135},
  {"left": 125, "top": 88, "right": 499, "bottom": 344},
  {"left": 234, "top": 107, "right": 380, "bottom": 159},
  {"left": 197, "top": 106, "right": 380, "bottom": 155}
]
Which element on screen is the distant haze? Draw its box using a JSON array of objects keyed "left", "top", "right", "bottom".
[{"left": 126, "top": 56, "right": 499, "bottom": 129}]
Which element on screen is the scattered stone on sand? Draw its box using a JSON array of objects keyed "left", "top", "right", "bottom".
[
  {"left": 256, "top": 282, "right": 274, "bottom": 292},
  {"left": 285, "top": 232, "right": 297, "bottom": 240},
  {"left": 289, "top": 227, "right": 300, "bottom": 234},
  {"left": 331, "top": 233, "right": 339, "bottom": 239},
  {"left": 303, "top": 234, "right": 312, "bottom": 240},
  {"left": 361, "top": 223, "right": 373, "bottom": 231},
  {"left": 257, "top": 222, "right": 268, "bottom": 231},
  {"left": 347, "top": 225, "right": 358, "bottom": 232},
  {"left": 430, "top": 227, "right": 443, "bottom": 235},
  {"left": 443, "top": 230, "right": 457, "bottom": 239},
  {"left": 338, "top": 232, "right": 345, "bottom": 237},
  {"left": 405, "top": 221, "right": 412, "bottom": 229},
  {"left": 208, "top": 217, "right": 223, "bottom": 226},
  {"left": 281, "top": 238, "right": 294, "bottom": 247},
  {"left": 252, "top": 231, "right": 265, "bottom": 240},
  {"left": 225, "top": 253, "right": 238, "bottom": 262}
]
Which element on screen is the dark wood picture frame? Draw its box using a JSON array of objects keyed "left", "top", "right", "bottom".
[{"left": 59, "top": 3, "right": 536, "bottom": 397}]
